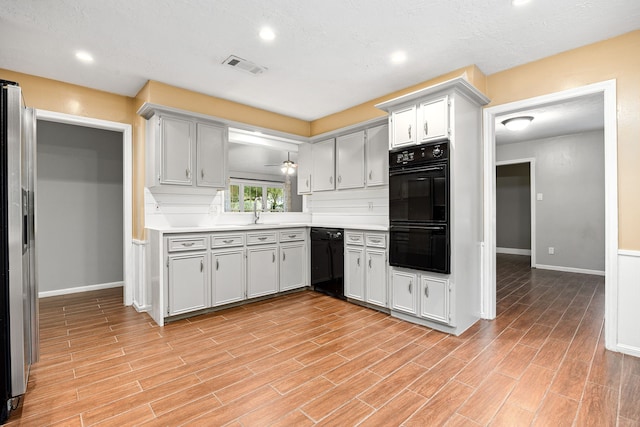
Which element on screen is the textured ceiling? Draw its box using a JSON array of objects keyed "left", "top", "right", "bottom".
[
  {"left": 1, "top": 0, "right": 639, "bottom": 121},
  {"left": 495, "top": 93, "right": 604, "bottom": 145}
]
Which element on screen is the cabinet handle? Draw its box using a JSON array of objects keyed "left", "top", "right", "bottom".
[
  {"left": 425, "top": 284, "right": 429, "bottom": 298},
  {"left": 306, "top": 178, "right": 309, "bottom": 188},
  {"left": 186, "top": 168, "right": 191, "bottom": 178},
  {"left": 368, "top": 258, "right": 372, "bottom": 268},
  {"left": 370, "top": 238, "right": 381, "bottom": 243},
  {"left": 357, "top": 257, "right": 360, "bottom": 266},
  {"left": 408, "top": 280, "right": 412, "bottom": 294},
  {"left": 272, "top": 253, "right": 275, "bottom": 263},
  {"left": 288, "top": 234, "right": 297, "bottom": 239},
  {"left": 408, "top": 124, "right": 412, "bottom": 139},
  {"left": 338, "top": 175, "right": 342, "bottom": 183},
  {"left": 283, "top": 252, "right": 286, "bottom": 261},
  {"left": 329, "top": 176, "right": 333, "bottom": 185},
  {"left": 424, "top": 120, "right": 429, "bottom": 136},
  {"left": 200, "top": 259, "right": 204, "bottom": 272},
  {"left": 201, "top": 169, "right": 205, "bottom": 179},
  {"left": 216, "top": 259, "right": 219, "bottom": 270},
  {"left": 182, "top": 242, "right": 195, "bottom": 247},
  {"left": 369, "top": 171, "right": 373, "bottom": 180},
  {"left": 222, "top": 239, "right": 234, "bottom": 244},
  {"left": 258, "top": 236, "right": 268, "bottom": 241}
]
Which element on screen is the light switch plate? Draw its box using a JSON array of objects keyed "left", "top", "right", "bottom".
[{"left": 537, "top": 193, "right": 543, "bottom": 201}]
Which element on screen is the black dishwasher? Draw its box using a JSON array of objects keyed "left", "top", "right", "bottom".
[{"left": 310, "top": 228, "right": 344, "bottom": 299}]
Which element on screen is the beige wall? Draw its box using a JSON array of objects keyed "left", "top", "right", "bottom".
[
  {"left": 486, "top": 31, "right": 640, "bottom": 250},
  {"left": 3, "top": 29, "right": 639, "bottom": 248}
]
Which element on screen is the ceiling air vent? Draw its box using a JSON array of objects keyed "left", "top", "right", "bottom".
[{"left": 222, "top": 55, "right": 267, "bottom": 75}]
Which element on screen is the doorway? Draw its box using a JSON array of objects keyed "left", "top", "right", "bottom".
[
  {"left": 35, "top": 110, "right": 133, "bottom": 305},
  {"left": 482, "top": 80, "right": 618, "bottom": 350}
]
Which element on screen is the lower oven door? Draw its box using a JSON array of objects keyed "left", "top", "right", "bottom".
[{"left": 389, "top": 225, "right": 450, "bottom": 274}]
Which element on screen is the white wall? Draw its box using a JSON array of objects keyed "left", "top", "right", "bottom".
[
  {"left": 497, "top": 130, "right": 604, "bottom": 272},
  {"left": 496, "top": 163, "right": 531, "bottom": 251},
  {"left": 37, "top": 121, "right": 123, "bottom": 293}
]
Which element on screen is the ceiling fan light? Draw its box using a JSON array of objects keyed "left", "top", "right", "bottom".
[{"left": 501, "top": 116, "right": 534, "bottom": 131}]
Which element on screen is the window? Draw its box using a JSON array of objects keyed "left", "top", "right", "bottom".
[{"left": 226, "top": 179, "right": 286, "bottom": 212}]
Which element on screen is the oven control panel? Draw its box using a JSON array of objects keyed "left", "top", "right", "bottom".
[{"left": 390, "top": 142, "right": 449, "bottom": 167}]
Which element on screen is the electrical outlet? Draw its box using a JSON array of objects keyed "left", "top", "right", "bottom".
[
  {"left": 548, "top": 247, "right": 555, "bottom": 255},
  {"left": 537, "top": 193, "right": 543, "bottom": 201}
]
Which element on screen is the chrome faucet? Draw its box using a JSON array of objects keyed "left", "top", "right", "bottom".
[{"left": 253, "top": 199, "right": 260, "bottom": 224}]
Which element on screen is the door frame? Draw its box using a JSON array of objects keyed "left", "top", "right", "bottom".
[
  {"left": 481, "top": 80, "right": 618, "bottom": 350},
  {"left": 35, "top": 110, "right": 134, "bottom": 306},
  {"left": 495, "top": 158, "right": 536, "bottom": 267}
]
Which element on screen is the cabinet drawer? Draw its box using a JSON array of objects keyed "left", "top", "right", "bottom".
[
  {"left": 246, "top": 231, "right": 277, "bottom": 245},
  {"left": 366, "top": 233, "right": 386, "bottom": 248},
  {"left": 167, "top": 235, "right": 208, "bottom": 252},
  {"left": 279, "top": 229, "right": 306, "bottom": 242},
  {"left": 211, "top": 233, "right": 245, "bottom": 248},
  {"left": 345, "top": 232, "right": 364, "bottom": 246}
]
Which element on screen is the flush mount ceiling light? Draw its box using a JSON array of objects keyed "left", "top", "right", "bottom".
[
  {"left": 75, "top": 50, "right": 94, "bottom": 63},
  {"left": 501, "top": 116, "right": 534, "bottom": 131},
  {"left": 259, "top": 27, "right": 276, "bottom": 41},
  {"left": 390, "top": 51, "right": 407, "bottom": 64}
]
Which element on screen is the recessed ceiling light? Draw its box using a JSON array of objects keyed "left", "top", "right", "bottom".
[
  {"left": 390, "top": 51, "right": 407, "bottom": 64},
  {"left": 75, "top": 51, "right": 94, "bottom": 63},
  {"left": 512, "top": 0, "right": 531, "bottom": 6},
  {"left": 259, "top": 27, "right": 275, "bottom": 41},
  {"left": 501, "top": 116, "right": 534, "bottom": 131}
]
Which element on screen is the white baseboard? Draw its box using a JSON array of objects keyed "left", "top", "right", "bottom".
[
  {"left": 39, "top": 281, "right": 123, "bottom": 298},
  {"left": 618, "top": 249, "right": 640, "bottom": 257},
  {"left": 534, "top": 264, "right": 605, "bottom": 276},
  {"left": 496, "top": 247, "right": 531, "bottom": 256}
]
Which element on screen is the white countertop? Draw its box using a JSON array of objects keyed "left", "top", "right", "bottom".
[{"left": 146, "top": 222, "right": 388, "bottom": 233}]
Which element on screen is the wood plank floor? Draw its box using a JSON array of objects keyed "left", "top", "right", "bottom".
[{"left": 6, "top": 254, "right": 640, "bottom": 426}]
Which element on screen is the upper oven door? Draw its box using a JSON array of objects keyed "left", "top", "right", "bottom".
[{"left": 389, "top": 163, "right": 448, "bottom": 223}]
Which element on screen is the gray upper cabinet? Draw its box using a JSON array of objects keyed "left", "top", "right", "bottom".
[
  {"left": 336, "top": 130, "right": 365, "bottom": 189},
  {"left": 141, "top": 105, "right": 227, "bottom": 194},
  {"left": 390, "top": 105, "right": 416, "bottom": 148},
  {"left": 311, "top": 138, "right": 335, "bottom": 192},
  {"left": 160, "top": 115, "right": 193, "bottom": 186},
  {"left": 365, "top": 123, "right": 388, "bottom": 187},
  {"left": 196, "top": 122, "right": 226, "bottom": 188},
  {"left": 297, "top": 142, "right": 312, "bottom": 195}
]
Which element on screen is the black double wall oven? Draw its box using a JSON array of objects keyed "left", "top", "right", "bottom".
[{"left": 389, "top": 142, "right": 450, "bottom": 274}]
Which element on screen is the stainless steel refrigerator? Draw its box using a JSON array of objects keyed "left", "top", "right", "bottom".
[{"left": 0, "top": 80, "right": 38, "bottom": 424}]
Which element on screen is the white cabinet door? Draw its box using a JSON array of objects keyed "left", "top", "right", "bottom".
[
  {"left": 296, "top": 143, "right": 312, "bottom": 194},
  {"left": 366, "top": 249, "right": 387, "bottom": 307},
  {"left": 391, "top": 270, "right": 417, "bottom": 315},
  {"left": 247, "top": 246, "right": 279, "bottom": 298},
  {"left": 161, "top": 116, "right": 193, "bottom": 186},
  {"left": 390, "top": 105, "right": 416, "bottom": 148},
  {"left": 311, "top": 138, "right": 335, "bottom": 192},
  {"left": 420, "top": 276, "right": 449, "bottom": 324},
  {"left": 196, "top": 122, "right": 226, "bottom": 188},
  {"left": 419, "top": 96, "right": 449, "bottom": 143},
  {"left": 280, "top": 243, "right": 306, "bottom": 291},
  {"left": 345, "top": 246, "right": 365, "bottom": 301},
  {"left": 212, "top": 249, "right": 245, "bottom": 306},
  {"left": 365, "top": 124, "right": 388, "bottom": 187},
  {"left": 167, "top": 252, "right": 208, "bottom": 316},
  {"left": 336, "top": 131, "right": 365, "bottom": 189}
]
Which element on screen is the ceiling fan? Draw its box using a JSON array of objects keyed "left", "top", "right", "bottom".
[{"left": 265, "top": 152, "right": 297, "bottom": 175}]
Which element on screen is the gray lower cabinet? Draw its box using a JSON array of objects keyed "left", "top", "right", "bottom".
[
  {"left": 149, "top": 227, "right": 308, "bottom": 326},
  {"left": 345, "top": 231, "right": 387, "bottom": 309},
  {"left": 280, "top": 242, "right": 306, "bottom": 291},
  {"left": 211, "top": 249, "right": 245, "bottom": 306},
  {"left": 247, "top": 245, "right": 279, "bottom": 298},
  {"left": 391, "top": 270, "right": 418, "bottom": 315},
  {"left": 167, "top": 252, "right": 209, "bottom": 316}
]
